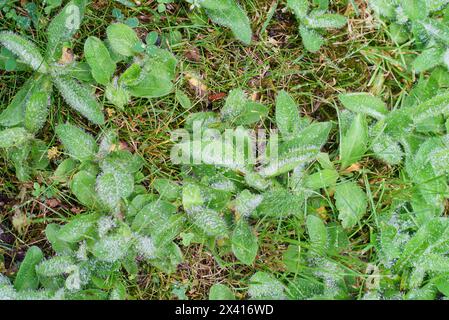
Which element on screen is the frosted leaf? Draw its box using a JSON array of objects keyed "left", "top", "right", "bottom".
[
  {"left": 52, "top": 76, "right": 105, "bottom": 125},
  {"left": 244, "top": 171, "right": 271, "bottom": 191},
  {"left": 186, "top": 206, "right": 228, "bottom": 237},
  {"left": 300, "top": 25, "right": 324, "bottom": 53},
  {"left": 55, "top": 123, "right": 98, "bottom": 162},
  {"left": 421, "top": 19, "right": 449, "bottom": 43},
  {"left": 339, "top": 92, "right": 388, "bottom": 120},
  {"left": 96, "top": 171, "right": 134, "bottom": 211},
  {"left": 0, "top": 284, "right": 17, "bottom": 300},
  {"left": 248, "top": 272, "right": 286, "bottom": 300},
  {"left": 413, "top": 46, "right": 444, "bottom": 73},
  {"left": 220, "top": 89, "right": 247, "bottom": 120},
  {"left": 395, "top": 6, "right": 409, "bottom": 24},
  {"left": 444, "top": 48, "right": 449, "bottom": 70},
  {"left": 58, "top": 212, "right": 100, "bottom": 243},
  {"left": 105, "top": 81, "right": 130, "bottom": 109},
  {"left": 0, "top": 127, "right": 31, "bottom": 149},
  {"left": 65, "top": 266, "right": 81, "bottom": 291},
  {"left": 255, "top": 189, "right": 304, "bottom": 218},
  {"left": 427, "top": 0, "right": 449, "bottom": 12},
  {"left": 35, "top": 256, "right": 76, "bottom": 277},
  {"left": 97, "top": 216, "right": 117, "bottom": 238},
  {"left": 413, "top": 92, "right": 449, "bottom": 123},
  {"left": 134, "top": 234, "right": 157, "bottom": 260},
  {"left": 233, "top": 190, "right": 263, "bottom": 218},
  {"left": 0, "top": 274, "right": 11, "bottom": 286},
  {"left": 368, "top": 0, "right": 398, "bottom": 19},
  {"left": 46, "top": 1, "right": 86, "bottom": 59},
  {"left": 0, "top": 77, "right": 35, "bottom": 127},
  {"left": 209, "top": 178, "right": 236, "bottom": 192},
  {"left": 91, "top": 233, "right": 132, "bottom": 262},
  {"left": 286, "top": 0, "right": 309, "bottom": 19},
  {"left": 0, "top": 31, "right": 48, "bottom": 73},
  {"left": 275, "top": 90, "right": 307, "bottom": 139},
  {"left": 289, "top": 163, "right": 306, "bottom": 192},
  {"left": 24, "top": 89, "right": 51, "bottom": 134},
  {"left": 259, "top": 147, "right": 318, "bottom": 177},
  {"left": 371, "top": 134, "right": 403, "bottom": 165},
  {"left": 76, "top": 241, "right": 88, "bottom": 261},
  {"left": 97, "top": 129, "right": 118, "bottom": 159},
  {"left": 305, "top": 14, "right": 347, "bottom": 30}
]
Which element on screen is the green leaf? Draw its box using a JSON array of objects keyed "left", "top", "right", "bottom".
[
  {"left": 0, "top": 127, "right": 31, "bottom": 148},
  {"left": 339, "top": 93, "right": 388, "bottom": 119},
  {"left": 56, "top": 123, "right": 98, "bottom": 161},
  {"left": 126, "top": 49, "right": 177, "bottom": 98},
  {"left": 46, "top": 0, "right": 87, "bottom": 59},
  {"left": 0, "top": 31, "right": 48, "bottom": 73},
  {"left": 126, "top": 194, "right": 158, "bottom": 217},
  {"left": 30, "top": 139, "right": 49, "bottom": 170},
  {"left": 58, "top": 213, "right": 99, "bottom": 243},
  {"left": 14, "top": 246, "right": 43, "bottom": 291},
  {"left": 53, "top": 158, "right": 78, "bottom": 183},
  {"left": 340, "top": 113, "right": 368, "bottom": 169},
  {"left": 335, "top": 181, "right": 367, "bottom": 228},
  {"left": 304, "top": 169, "right": 339, "bottom": 190},
  {"left": 248, "top": 272, "right": 286, "bottom": 300},
  {"left": 105, "top": 82, "right": 130, "bottom": 109},
  {"left": 153, "top": 178, "right": 181, "bottom": 201},
  {"left": 300, "top": 26, "right": 324, "bottom": 53},
  {"left": 84, "top": 36, "right": 116, "bottom": 85},
  {"left": 96, "top": 171, "right": 134, "bottom": 210},
  {"left": 53, "top": 76, "right": 104, "bottom": 125},
  {"left": 0, "top": 78, "right": 34, "bottom": 127},
  {"left": 100, "top": 150, "right": 143, "bottom": 174},
  {"left": 8, "top": 145, "right": 31, "bottom": 182},
  {"left": 209, "top": 284, "right": 236, "bottom": 300},
  {"left": 306, "top": 215, "right": 328, "bottom": 254},
  {"left": 201, "top": 0, "right": 252, "bottom": 45},
  {"left": 0, "top": 76, "right": 50, "bottom": 128},
  {"left": 287, "top": 0, "right": 309, "bottom": 19},
  {"left": 106, "top": 23, "right": 140, "bottom": 57},
  {"left": 45, "top": 224, "right": 75, "bottom": 254},
  {"left": 70, "top": 170, "right": 100, "bottom": 208},
  {"left": 401, "top": 0, "right": 428, "bottom": 21},
  {"left": 149, "top": 242, "right": 183, "bottom": 274},
  {"left": 275, "top": 90, "right": 303, "bottom": 139},
  {"left": 232, "top": 220, "right": 258, "bottom": 265}
]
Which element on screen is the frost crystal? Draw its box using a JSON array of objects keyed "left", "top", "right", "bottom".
[
  {"left": 76, "top": 241, "right": 88, "bottom": 261},
  {"left": 444, "top": 48, "right": 449, "bottom": 70},
  {"left": 135, "top": 235, "right": 156, "bottom": 259},
  {"left": 97, "top": 216, "right": 117, "bottom": 238}
]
